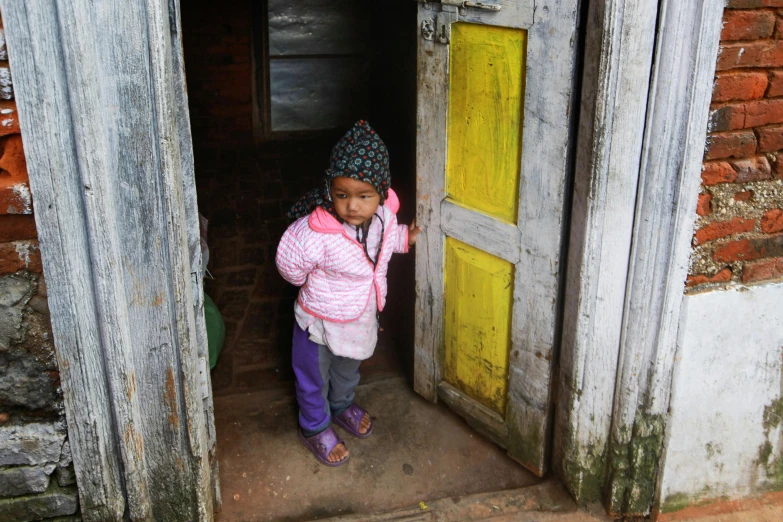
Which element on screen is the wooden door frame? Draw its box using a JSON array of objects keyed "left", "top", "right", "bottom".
[
  {"left": 0, "top": 1, "right": 218, "bottom": 520},
  {"left": 0, "top": 0, "right": 722, "bottom": 519},
  {"left": 554, "top": 0, "right": 724, "bottom": 516}
]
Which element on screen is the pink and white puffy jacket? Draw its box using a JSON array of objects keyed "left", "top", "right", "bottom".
[{"left": 275, "top": 189, "right": 409, "bottom": 323}]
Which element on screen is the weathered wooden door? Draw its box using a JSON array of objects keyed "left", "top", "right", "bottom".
[
  {"left": 1, "top": 0, "right": 219, "bottom": 519},
  {"left": 414, "top": 0, "right": 578, "bottom": 476}
]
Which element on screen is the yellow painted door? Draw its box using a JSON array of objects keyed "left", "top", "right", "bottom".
[{"left": 414, "top": 0, "right": 579, "bottom": 477}]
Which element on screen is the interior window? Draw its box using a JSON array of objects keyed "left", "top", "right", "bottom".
[{"left": 257, "top": 0, "right": 371, "bottom": 136}]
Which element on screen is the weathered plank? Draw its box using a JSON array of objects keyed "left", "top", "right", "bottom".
[
  {"left": 440, "top": 200, "right": 522, "bottom": 264},
  {"left": 414, "top": 2, "right": 449, "bottom": 403},
  {"left": 438, "top": 382, "right": 508, "bottom": 449},
  {"left": 553, "top": 0, "right": 660, "bottom": 503},
  {"left": 505, "top": 0, "right": 579, "bottom": 477},
  {"left": 605, "top": 0, "right": 724, "bottom": 516},
  {"left": 1, "top": 0, "right": 216, "bottom": 519},
  {"left": 0, "top": 3, "right": 125, "bottom": 519}
]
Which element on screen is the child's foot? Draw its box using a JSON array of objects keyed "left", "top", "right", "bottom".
[
  {"left": 298, "top": 426, "right": 349, "bottom": 467},
  {"left": 328, "top": 442, "right": 349, "bottom": 463},
  {"left": 334, "top": 404, "right": 374, "bottom": 438},
  {"left": 358, "top": 413, "right": 372, "bottom": 435}
]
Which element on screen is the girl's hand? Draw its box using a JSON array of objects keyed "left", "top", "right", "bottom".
[{"left": 408, "top": 219, "right": 423, "bottom": 246}]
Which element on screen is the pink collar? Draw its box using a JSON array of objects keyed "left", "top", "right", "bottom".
[{"left": 308, "top": 188, "right": 400, "bottom": 233}]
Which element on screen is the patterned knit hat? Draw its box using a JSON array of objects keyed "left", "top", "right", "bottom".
[{"left": 287, "top": 120, "right": 391, "bottom": 221}]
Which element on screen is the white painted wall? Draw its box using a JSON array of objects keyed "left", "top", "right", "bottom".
[{"left": 659, "top": 282, "right": 783, "bottom": 508}]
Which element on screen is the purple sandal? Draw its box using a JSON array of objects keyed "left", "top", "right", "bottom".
[
  {"left": 334, "top": 404, "right": 373, "bottom": 439},
  {"left": 298, "top": 426, "right": 349, "bottom": 467}
]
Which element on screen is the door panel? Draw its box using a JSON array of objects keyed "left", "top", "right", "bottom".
[
  {"left": 446, "top": 23, "right": 526, "bottom": 224},
  {"left": 414, "top": 0, "right": 579, "bottom": 477},
  {"left": 444, "top": 237, "right": 514, "bottom": 414}
]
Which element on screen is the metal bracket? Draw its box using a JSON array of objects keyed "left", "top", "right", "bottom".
[
  {"left": 442, "top": 0, "right": 502, "bottom": 10},
  {"left": 436, "top": 5, "right": 458, "bottom": 45}
]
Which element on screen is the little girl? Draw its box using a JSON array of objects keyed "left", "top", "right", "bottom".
[{"left": 276, "top": 120, "right": 420, "bottom": 466}]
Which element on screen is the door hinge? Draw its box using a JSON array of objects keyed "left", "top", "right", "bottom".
[
  {"left": 421, "top": 5, "right": 458, "bottom": 44},
  {"left": 417, "top": 0, "right": 502, "bottom": 12},
  {"left": 418, "top": 1, "right": 501, "bottom": 44}
]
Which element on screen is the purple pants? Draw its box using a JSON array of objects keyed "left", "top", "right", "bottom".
[{"left": 291, "top": 323, "right": 361, "bottom": 436}]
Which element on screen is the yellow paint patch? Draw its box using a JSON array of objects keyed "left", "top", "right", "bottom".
[
  {"left": 446, "top": 23, "right": 526, "bottom": 224},
  {"left": 444, "top": 237, "right": 513, "bottom": 414}
]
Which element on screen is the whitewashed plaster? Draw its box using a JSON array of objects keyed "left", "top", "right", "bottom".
[{"left": 659, "top": 282, "right": 783, "bottom": 508}]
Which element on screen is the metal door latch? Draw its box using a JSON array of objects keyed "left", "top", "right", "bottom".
[
  {"left": 418, "top": 0, "right": 502, "bottom": 11},
  {"left": 442, "top": 0, "right": 502, "bottom": 11}
]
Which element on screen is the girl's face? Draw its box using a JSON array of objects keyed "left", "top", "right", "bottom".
[{"left": 331, "top": 176, "right": 381, "bottom": 225}]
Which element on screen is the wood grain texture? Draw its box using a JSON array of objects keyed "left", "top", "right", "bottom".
[
  {"left": 446, "top": 22, "right": 525, "bottom": 224},
  {"left": 0, "top": 3, "right": 125, "bottom": 519},
  {"left": 505, "top": 0, "right": 579, "bottom": 476},
  {"left": 414, "top": 3, "right": 449, "bottom": 403},
  {"left": 1, "top": 1, "right": 216, "bottom": 519},
  {"left": 443, "top": 237, "right": 514, "bottom": 414},
  {"left": 438, "top": 382, "right": 509, "bottom": 449},
  {"left": 553, "top": 0, "right": 660, "bottom": 503},
  {"left": 606, "top": 0, "right": 724, "bottom": 515},
  {"left": 441, "top": 199, "right": 522, "bottom": 264}
]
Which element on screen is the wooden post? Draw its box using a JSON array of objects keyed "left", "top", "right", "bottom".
[
  {"left": 0, "top": 1, "right": 217, "bottom": 520},
  {"left": 604, "top": 0, "right": 724, "bottom": 516},
  {"left": 553, "top": 0, "right": 660, "bottom": 504}
]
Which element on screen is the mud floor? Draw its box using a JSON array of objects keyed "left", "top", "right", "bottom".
[{"left": 214, "top": 377, "right": 540, "bottom": 521}]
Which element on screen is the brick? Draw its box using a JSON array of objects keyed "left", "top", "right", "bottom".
[
  {"left": 761, "top": 208, "right": 783, "bottom": 232},
  {"left": 702, "top": 161, "right": 737, "bottom": 184},
  {"left": 0, "top": 240, "right": 42, "bottom": 274},
  {"left": 704, "top": 131, "right": 757, "bottom": 159},
  {"left": 694, "top": 217, "right": 756, "bottom": 245},
  {"left": 734, "top": 189, "right": 755, "bottom": 201},
  {"left": 0, "top": 135, "right": 30, "bottom": 214},
  {"left": 730, "top": 155, "right": 772, "bottom": 181},
  {"left": 713, "top": 71, "right": 768, "bottom": 102},
  {"left": 0, "top": 214, "right": 36, "bottom": 241},
  {"left": 769, "top": 70, "right": 783, "bottom": 96},
  {"left": 710, "top": 99, "right": 783, "bottom": 131},
  {"left": 713, "top": 234, "right": 783, "bottom": 262},
  {"left": 765, "top": 0, "right": 783, "bottom": 6},
  {"left": 758, "top": 125, "right": 783, "bottom": 151},
  {"left": 686, "top": 268, "right": 733, "bottom": 287},
  {"left": 0, "top": 100, "right": 19, "bottom": 136},
  {"left": 727, "top": 0, "right": 763, "bottom": 6},
  {"left": 742, "top": 257, "right": 783, "bottom": 282},
  {"left": 721, "top": 10, "right": 775, "bottom": 41},
  {"left": 717, "top": 40, "right": 783, "bottom": 70},
  {"left": 697, "top": 193, "right": 713, "bottom": 216}
]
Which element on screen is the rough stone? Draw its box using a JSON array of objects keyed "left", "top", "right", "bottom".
[
  {"left": 55, "top": 464, "right": 76, "bottom": 488},
  {"left": 0, "top": 483, "right": 78, "bottom": 521},
  {"left": 0, "top": 274, "right": 32, "bottom": 349},
  {"left": 55, "top": 441, "right": 75, "bottom": 487},
  {"left": 0, "top": 465, "right": 52, "bottom": 496},
  {"left": 0, "top": 421, "right": 65, "bottom": 466}
]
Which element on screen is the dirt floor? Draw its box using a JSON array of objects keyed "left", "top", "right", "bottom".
[
  {"left": 213, "top": 376, "right": 783, "bottom": 522},
  {"left": 213, "top": 377, "right": 541, "bottom": 521}
]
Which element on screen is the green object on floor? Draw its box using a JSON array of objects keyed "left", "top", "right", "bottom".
[{"left": 204, "top": 292, "right": 225, "bottom": 369}]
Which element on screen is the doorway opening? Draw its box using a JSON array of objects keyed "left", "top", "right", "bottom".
[{"left": 181, "top": 1, "right": 541, "bottom": 519}]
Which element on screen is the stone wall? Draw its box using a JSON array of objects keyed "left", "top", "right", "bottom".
[{"left": 0, "top": 13, "right": 80, "bottom": 522}]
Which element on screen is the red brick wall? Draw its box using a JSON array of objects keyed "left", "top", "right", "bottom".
[
  {"left": 0, "top": 20, "right": 40, "bottom": 275},
  {"left": 690, "top": 1, "right": 783, "bottom": 289},
  {"left": 181, "top": 0, "right": 254, "bottom": 152}
]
